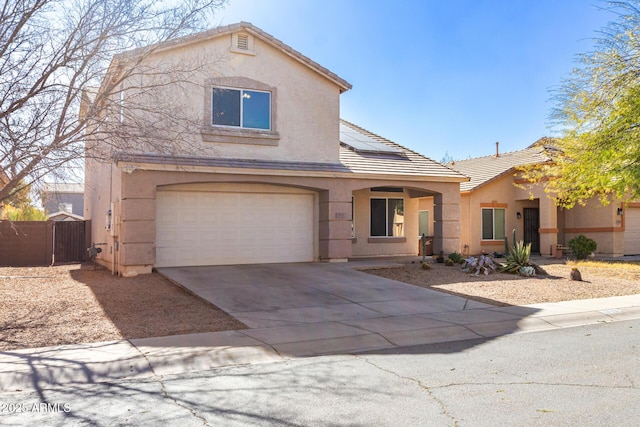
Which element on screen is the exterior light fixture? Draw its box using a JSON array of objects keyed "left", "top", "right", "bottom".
[
  {"left": 617, "top": 207, "right": 624, "bottom": 216},
  {"left": 516, "top": 212, "right": 522, "bottom": 219}
]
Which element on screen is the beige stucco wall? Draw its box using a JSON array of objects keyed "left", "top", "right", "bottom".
[
  {"left": 460, "top": 172, "right": 626, "bottom": 257},
  {"left": 120, "top": 31, "right": 341, "bottom": 163},
  {"left": 351, "top": 184, "right": 458, "bottom": 258},
  {"left": 351, "top": 188, "right": 418, "bottom": 257},
  {"left": 563, "top": 198, "right": 624, "bottom": 256},
  {"left": 84, "top": 156, "right": 122, "bottom": 271},
  {"left": 92, "top": 165, "right": 461, "bottom": 275},
  {"left": 461, "top": 175, "right": 520, "bottom": 256}
]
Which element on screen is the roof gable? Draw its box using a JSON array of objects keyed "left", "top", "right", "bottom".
[
  {"left": 47, "top": 211, "right": 84, "bottom": 221},
  {"left": 114, "top": 22, "right": 352, "bottom": 93}
]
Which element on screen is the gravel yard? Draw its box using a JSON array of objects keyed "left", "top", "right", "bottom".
[
  {"left": 0, "top": 264, "right": 246, "bottom": 351},
  {"left": 365, "top": 258, "right": 640, "bottom": 307},
  {"left": 2, "top": 258, "right": 639, "bottom": 351}
]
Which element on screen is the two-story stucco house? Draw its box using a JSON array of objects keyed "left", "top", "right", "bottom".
[{"left": 84, "top": 22, "right": 467, "bottom": 276}]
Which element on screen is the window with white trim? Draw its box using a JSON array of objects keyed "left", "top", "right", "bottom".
[
  {"left": 212, "top": 87, "right": 271, "bottom": 130},
  {"left": 370, "top": 198, "right": 404, "bottom": 237},
  {"left": 482, "top": 208, "right": 506, "bottom": 240}
]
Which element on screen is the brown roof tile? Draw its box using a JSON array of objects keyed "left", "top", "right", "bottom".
[
  {"left": 450, "top": 148, "right": 550, "bottom": 192},
  {"left": 339, "top": 120, "right": 467, "bottom": 180},
  {"left": 117, "top": 120, "right": 467, "bottom": 182}
]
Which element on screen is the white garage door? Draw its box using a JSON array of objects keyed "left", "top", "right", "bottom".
[
  {"left": 624, "top": 207, "right": 640, "bottom": 255},
  {"left": 156, "top": 186, "right": 315, "bottom": 267}
]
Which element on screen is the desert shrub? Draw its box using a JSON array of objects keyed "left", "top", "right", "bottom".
[
  {"left": 499, "top": 240, "right": 532, "bottom": 274},
  {"left": 568, "top": 234, "right": 597, "bottom": 260},
  {"left": 448, "top": 252, "right": 464, "bottom": 263},
  {"left": 444, "top": 258, "right": 455, "bottom": 266}
]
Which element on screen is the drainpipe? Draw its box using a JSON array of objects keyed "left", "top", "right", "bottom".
[{"left": 51, "top": 222, "right": 55, "bottom": 266}]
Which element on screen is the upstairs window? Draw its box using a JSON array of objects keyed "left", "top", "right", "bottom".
[{"left": 212, "top": 87, "right": 271, "bottom": 130}]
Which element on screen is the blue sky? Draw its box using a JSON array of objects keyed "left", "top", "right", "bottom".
[{"left": 215, "top": 0, "right": 613, "bottom": 162}]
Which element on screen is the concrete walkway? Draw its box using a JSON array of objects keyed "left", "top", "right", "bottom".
[{"left": 2, "top": 260, "right": 640, "bottom": 393}]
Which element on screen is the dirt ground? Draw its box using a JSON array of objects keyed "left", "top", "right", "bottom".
[
  {"left": 2, "top": 259, "right": 640, "bottom": 351},
  {"left": 0, "top": 264, "right": 246, "bottom": 351},
  {"left": 365, "top": 258, "right": 640, "bottom": 307}
]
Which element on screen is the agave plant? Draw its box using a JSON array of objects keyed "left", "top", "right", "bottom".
[{"left": 499, "top": 240, "right": 532, "bottom": 274}]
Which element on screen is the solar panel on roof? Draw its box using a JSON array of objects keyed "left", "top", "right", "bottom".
[{"left": 339, "top": 124, "right": 404, "bottom": 154}]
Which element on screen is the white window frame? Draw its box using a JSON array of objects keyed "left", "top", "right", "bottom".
[
  {"left": 481, "top": 207, "right": 506, "bottom": 240},
  {"left": 370, "top": 197, "right": 405, "bottom": 238},
  {"left": 211, "top": 86, "right": 272, "bottom": 131}
]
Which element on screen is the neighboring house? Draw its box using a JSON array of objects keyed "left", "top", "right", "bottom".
[
  {"left": 451, "top": 142, "right": 640, "bottom": 257},
  {"left": 84, "top": 22, "right": 467, "bottom": 276},
  {"left": 41, "top": 183, "right": 84, "bottom": 218}
]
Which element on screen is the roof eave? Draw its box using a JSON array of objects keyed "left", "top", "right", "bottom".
[{"left": 116, "top": 158, "right": 468, "bottom": 183}]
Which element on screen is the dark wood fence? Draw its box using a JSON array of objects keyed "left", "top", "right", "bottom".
[{"left": 0, "top": 220, "right": 91, "bottom": 267}]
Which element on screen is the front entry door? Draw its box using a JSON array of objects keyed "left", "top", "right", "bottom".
[{"left": 523, "top": 208, "right": 540, "bottom": 254}]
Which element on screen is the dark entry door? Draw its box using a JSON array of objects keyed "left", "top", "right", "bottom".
[{"left": 523, "top": 208, "right": 540, "bottom": 254}]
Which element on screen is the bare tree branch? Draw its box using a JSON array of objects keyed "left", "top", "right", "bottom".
[{"left": 0, "top": 0, "right": 227, "bottom": 203}]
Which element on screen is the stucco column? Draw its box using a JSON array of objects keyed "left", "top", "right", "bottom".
[
  {"left": 318, "top": 186, "right": 352, "bottom": 262},
  {"left": 118, "top": 171, "right": 156, "bottom": 276},
  {"left": 538, "top": 197, "right": 558, "bottom": 256},
  {"left": 433, "top": 191, "right": 461, "bottom": 255}
]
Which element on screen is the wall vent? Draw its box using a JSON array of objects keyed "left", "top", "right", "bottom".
[
  {"left": 230, "top": 33, "right": 255, "bottom": 55},
  {"left": 237, "top": 34, "right": 249, "bottom": 50}
]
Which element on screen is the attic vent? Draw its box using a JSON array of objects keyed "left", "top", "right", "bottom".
[
  {"left": 237, "top": 34, "right": 249, "bottom": 50},
  {"left": 230, "top": 33, "right": 255, "bottom": 55}
]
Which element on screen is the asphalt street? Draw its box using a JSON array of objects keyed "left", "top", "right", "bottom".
[{"left": 1, "top": 319, "right": 639, "bottom": 426}]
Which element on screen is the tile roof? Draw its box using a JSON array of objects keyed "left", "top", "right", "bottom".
[
  {"left": 115, "top": 153, "right": 352, "bottom": 173},
  {"left": 338, "top": 120, "right": 467, "bottom": 180},
  {"left": 450, "top": 147, "right": 550, "bottom": 192},
  {"left": 40, "top": 183, "right": 84, "bottom": 194},
  {"left": 117, "top": 120, "right": 467, "bottom": 182}
]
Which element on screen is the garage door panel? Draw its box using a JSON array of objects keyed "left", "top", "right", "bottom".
[
  {"left": 625, "top": 207, "right": 640, "bottom": 255},
  {"left": 156, "top": 189, "right": 315, "bottom": 267}
]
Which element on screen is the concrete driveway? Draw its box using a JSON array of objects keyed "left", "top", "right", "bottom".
[
  {"left": 154, "top": 262, "right": 546, "bottom": 356},
  {"left": 156, "top": 262, "right": 496, "bottom": 327}
]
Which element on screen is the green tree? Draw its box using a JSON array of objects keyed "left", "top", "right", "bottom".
[
  {"left": 5, "top": 205, "right": 47, "bottom": 221},
  {"left": 0, "top": 181, "right": 46, "bottom": 220},
  {"left": 524, "top": 1, "right": 640, "bottom": 207}
]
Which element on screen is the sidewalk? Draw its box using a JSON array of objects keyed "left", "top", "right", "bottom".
[{"left": 2, "top": 292, "right": 640, "bottom": 393}]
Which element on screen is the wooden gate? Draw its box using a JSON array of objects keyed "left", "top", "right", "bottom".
[{"left": 53, "top": 221, "right": 88, "bottom": 263}]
